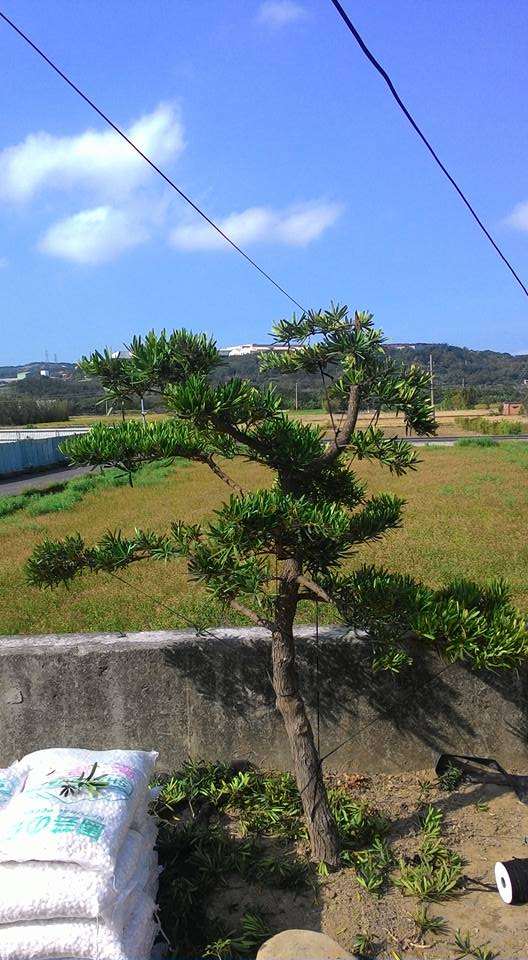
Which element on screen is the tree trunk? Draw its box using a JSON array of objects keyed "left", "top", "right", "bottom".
[{"left": 272, "top": 558, "right": 341, "bottom": 866}]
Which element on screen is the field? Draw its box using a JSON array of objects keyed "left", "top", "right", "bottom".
[
  {"left": 1, "top": 441, "right": 528, "bottom": 635},
  {"left": 32, "top": 406, "right": 528, "bottom": 438}
]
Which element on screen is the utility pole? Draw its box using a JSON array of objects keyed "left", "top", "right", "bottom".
[
  {"left": 429, "top": 353, "right": 435, "bottom": 412},
  {"left": 295, "top": 382, "right": 298, "bottom": 411}
]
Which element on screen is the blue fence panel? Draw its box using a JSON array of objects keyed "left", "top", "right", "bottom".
[{"left": 0, "top": 437, "right": 67, "bottom": 477}]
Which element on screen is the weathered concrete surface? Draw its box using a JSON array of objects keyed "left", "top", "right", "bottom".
[
  {"left": 257, "top": 930, "right": 355, "bottom": 959},
  {"left": 0, "top": 627, "right": 527, "bottom": 772}
]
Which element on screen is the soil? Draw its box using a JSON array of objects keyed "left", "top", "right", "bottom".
[{"left": 206, "top": 769, "right": 528, "bottom": 959}]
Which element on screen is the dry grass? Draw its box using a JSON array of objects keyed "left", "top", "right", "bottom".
[{"left": 1, "top": 443, "right": 528, "bottom": 635}]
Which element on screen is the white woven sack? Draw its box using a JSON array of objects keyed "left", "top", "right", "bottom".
[
  {"left": 0, "top": 762, "right": 27, "bottom": 809},
  {"left": 0, "top": 827, "right": 152, "bottom": 925},
  {"left": 0, "top": 886, "right": 157, "bottom": 960},
  {"left": 0, "top": 748, "right": 157, "bottom": 872}
]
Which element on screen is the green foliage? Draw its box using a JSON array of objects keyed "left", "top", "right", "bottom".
[
  {"left": 351, "top": 932, "right": 376, "bottom": 957},
  {"left": 28, "top": 308, "right": 435, "bottom": 643},
  {"left": 412, "top": 905, "right": 448, "bottom": 938},
  {"left": 203, "top": 912, "right": 271, "bottom": 959},
  {"left": 395, "top": 806, "right": 463, "bottom": 901},
  {"left": 58, "top": 762, "right": 108, "bottom": 798},
  {"left": 0, "top": 397, "right": 70, "bottom": 425},
  {"left": 323, "top": 565, "right": 528, "bottom": 671},
  {"left": 61, "top": 420, "right": 234, "bottom": 482},
  {"left": 455, "top": 437, "right": 498, "bottom": 448},
  {"left": 437, "top": 762, "right": 463, "bottom": 792},
  {"left": 452, "top": 929, "right": 497, "bottom": 960},
  {"left": 455, "top": 416, "right": 523, "bottom": 435}
]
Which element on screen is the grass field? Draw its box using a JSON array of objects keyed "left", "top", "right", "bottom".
[
  {"left": 1, "top": 441, "right": 528, "bottom": 635},
  {"left": 31, "top": 406, "right": 528, "bottom": 439}
]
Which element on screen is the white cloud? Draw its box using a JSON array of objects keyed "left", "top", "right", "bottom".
[
  {"left": 504, "top": 201, "right": 528, "bottom": 232},
  {"left": 170, "top": 201, "right": 342, "bottom": 251},
  {"left": 258, "top": 1, "right": 307, "bottom": 27},
  {"left": 39, "top": 206, "right": 149, "bottom": 264},
  {"left": 0, "top": 101, "right": 344, "bottom": 265},
  {"left": 0, "top": 103, "right": 184, "bottom": 202},
  {"left": 0, "top": 256, "right": 7, "bottom": 269}
]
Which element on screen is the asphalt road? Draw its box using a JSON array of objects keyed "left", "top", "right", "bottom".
[
  {"left": 408, "top": 434, "right": 528, "bottom": 446},
  {"left": 0, "top": 465, "right": 92, "bottom": 496}
]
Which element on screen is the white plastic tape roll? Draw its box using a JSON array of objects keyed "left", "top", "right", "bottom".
[{"left": 495, "top": 861, "right": 514, "bottom": 904}]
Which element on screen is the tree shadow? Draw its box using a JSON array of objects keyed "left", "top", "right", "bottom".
[{"left": 162, "top": 628, "right": 505, "bottom": 770}]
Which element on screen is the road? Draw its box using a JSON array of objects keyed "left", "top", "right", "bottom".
[
  {"left": 408, "top": 434, "right": 528, "bottom": 446},
  {"left": 0, "top": 465, "right": 92, "bottom": 496}
]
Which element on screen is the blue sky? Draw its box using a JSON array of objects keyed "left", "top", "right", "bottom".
[{"left": 1, "top": 0, "right": 528, "bottom": 364}]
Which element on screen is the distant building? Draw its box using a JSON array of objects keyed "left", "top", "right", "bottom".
[
  {"left": 502, "top": 402, "right": 523, "bottom": 416},
  {"left": 219, "top": 343, "right": 289, "bottom": 357},
  {"left": 40, "top": 369, "right": 50, "bottom": 377}
]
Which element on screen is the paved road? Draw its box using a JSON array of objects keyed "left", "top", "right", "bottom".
[
  {"left": 408, "top": 434, "right": 528, "bottom": 446},
  {"left": 0, "top": 465, "right": 92, "bottom": 496}
]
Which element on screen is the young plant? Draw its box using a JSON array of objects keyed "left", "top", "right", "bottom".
[
  {"left": 437, "top": 762, "right": 463, "bottom": 792},
  {"left": 352, "top": 932, "right": 376, "bottom": 957},
  {"left": 204, "top": 911, "right": 271, "bottom": 959},
  {"left": 58, "top": 762, "right": 109, "bottom": 798},
  {"left": 412, "top": 905, "right": 448, "bottom": 939},
  {"left": 452, "top": 929, "right": 497, "bottom": 960},
  {"left": 395, "top": 806, "right": 463, "bottom": 901}
]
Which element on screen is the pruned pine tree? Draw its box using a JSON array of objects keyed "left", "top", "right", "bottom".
[{"left": 27, "top": 306, "right": 438, "bottom": 865}]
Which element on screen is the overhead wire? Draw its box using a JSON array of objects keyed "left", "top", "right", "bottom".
[
  {"left": 328, "top": 0, "right": 528, "bottom": 299},
  {"left": 0, "top": 9, "right": 306, "bottom": 314}
]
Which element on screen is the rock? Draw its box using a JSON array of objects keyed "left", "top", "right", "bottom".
[{"left": 257, "top": 929, "right": 356, "bottom": 959}]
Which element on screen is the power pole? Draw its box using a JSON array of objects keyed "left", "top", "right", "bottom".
[{"left": 429, "top": 353, "right": 435, "bottom": 412}]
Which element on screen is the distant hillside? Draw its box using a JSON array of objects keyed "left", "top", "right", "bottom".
[
  {"left": 2, "top": 343, "right": 527, "bottom": 411},
  {"left": 389, "top": 344, "right": 528, "bottom": 399}
]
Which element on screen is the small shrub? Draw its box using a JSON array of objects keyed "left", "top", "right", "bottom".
[
  {"left": 455, "top": 437, "right": 498, "bottom": 448},
  {"left": 455, "top": 416, "right": 523, "bottom": 435}
]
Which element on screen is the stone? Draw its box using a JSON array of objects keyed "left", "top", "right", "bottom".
[{"left": 256, "top": 929, "right": 356, "bottom": 959}]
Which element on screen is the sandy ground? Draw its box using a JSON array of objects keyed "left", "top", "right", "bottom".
[{"left": 207, "top": 769, "right": 528, "bottom": 959}]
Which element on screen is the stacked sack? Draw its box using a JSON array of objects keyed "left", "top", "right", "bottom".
[{"left": 0, "top": 747, "right": 160, "bottom": 960}]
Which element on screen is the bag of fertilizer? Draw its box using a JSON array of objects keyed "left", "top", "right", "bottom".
[
  {"left": 0, "top": 748, "right": 157, "bottom": 872},
  {"left": 0, "top": 762, "right": 27, "bottom": 809},
  {"left": 0, "top": 886, "right": 157, "bottom": 960},
  {"left": 0, "top": 827, "right": 154, "bottom": 925}
]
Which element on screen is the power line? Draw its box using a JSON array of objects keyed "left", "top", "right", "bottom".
[
  {"left": 0, "top": 10, "right": 305, "bottom": 313},
  {"left": 328, "top": 0, "right": 528, "bottom": 299}
]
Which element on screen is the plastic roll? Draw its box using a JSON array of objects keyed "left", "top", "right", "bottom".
[{"left": 495, "top": 859, "right": 528, "bottom": 904}]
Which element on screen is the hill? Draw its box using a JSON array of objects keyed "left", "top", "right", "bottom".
[{"left": 1, "top": 343, "right": 527, "bottom": 414}]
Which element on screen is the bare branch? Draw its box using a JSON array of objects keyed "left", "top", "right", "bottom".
[
  {"left": 310, "top": 383, "right": 361, "bottom": 471},
  {"left": 230, "top": 599, "right": 276, "bottom": 631},
  {"left": 203, "top": 455, "right": 244, "bottom": 494},
  {"left": 296, "top": 575, "right": 332, "bottom": 604}
]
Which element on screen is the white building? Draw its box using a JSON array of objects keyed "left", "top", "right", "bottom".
[{"left": 219, "top": 343, "right": 289, "bottom": 357}]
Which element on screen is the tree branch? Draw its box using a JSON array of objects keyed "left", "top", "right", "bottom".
[
  {"left": 296, "top": 575, "right": 332, "bottom": 604},
  {"left": 203, "top": 455, "right": 245, "bottom": 494},
  {"left": 310, "top": 384, "right": 361, "bottom": 471},
  {"left": 230, "top": 599, "right": 276, "bottom": 631}
]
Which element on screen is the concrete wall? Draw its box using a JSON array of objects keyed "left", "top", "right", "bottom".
[{"left": 1, "top": 627, "right": 527, "bottom": 773}]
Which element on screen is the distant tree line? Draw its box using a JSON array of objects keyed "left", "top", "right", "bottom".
[
  {"left": 0, "top": 398, "right": 71, "bottom": 426},
  {"left": 3, "top": 341, "right": 528, "bottom": 421}
]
